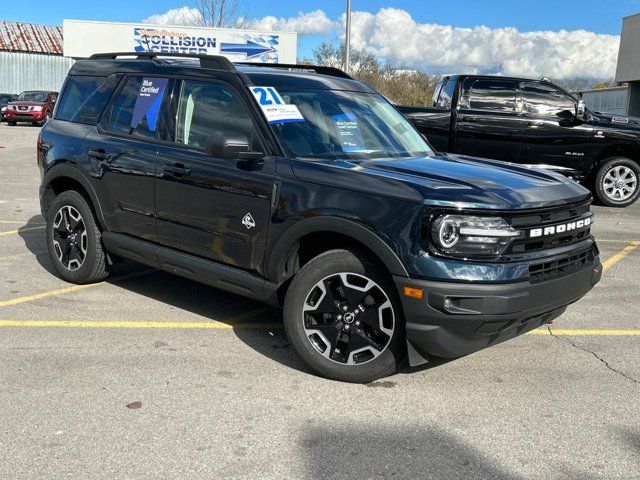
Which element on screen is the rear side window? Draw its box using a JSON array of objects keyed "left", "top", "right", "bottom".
[
  {"left": 103, "top": 76, "right": 171, "bottom": 140},
  {"left": 56, "top": 75, "right": 119, "bottom": 125},
  {"left": 461, "top": 79, "right": 517, "bottom": 112}
]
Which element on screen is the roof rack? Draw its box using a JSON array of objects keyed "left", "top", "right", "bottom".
[
  {"left": 88, "top": 52, "right": 236, "bottom": 72},
  {"left": 238, "top": 62, "right": 353, "bottom": 79}
]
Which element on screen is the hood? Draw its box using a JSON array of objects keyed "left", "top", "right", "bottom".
[
  {"left": 590, "top": 111, "right": 640, "bottom": 131},
  {"left": 9, "top": 101, "right": 46, "bottom": 107},
  {"left": 290, "top": 153, "right": 591, "bottom": 210}
]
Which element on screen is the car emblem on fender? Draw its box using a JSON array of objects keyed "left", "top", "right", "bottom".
[{"left": 242, "top": 213, "right": 256, "bottom": 229}]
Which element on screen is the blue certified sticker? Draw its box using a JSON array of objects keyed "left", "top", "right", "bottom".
[
  {"left": 333, "top": 113, "right": 365, "bottom": 152},
  {"left": 131, "top": 77, "right": 168, "bottom": 131}
]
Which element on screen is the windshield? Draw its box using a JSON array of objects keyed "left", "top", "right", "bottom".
[
  {"left": 269, "top": 89, "right": 434, "bottom": 160},
  {"left": 18, "top": 91, "right": 47, "bottom": 102}
]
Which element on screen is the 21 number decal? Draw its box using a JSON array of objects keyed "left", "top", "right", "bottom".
[{"left": 250, "top": 87, "right": 284, "bottom": 106}]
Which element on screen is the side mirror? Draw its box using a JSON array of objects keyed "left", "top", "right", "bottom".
[
  {"left": 576, "top": 100, "right": 588, "bottom": 121},
  {"left": 205, "top": 131, "right": 263, "bottom": 160}
]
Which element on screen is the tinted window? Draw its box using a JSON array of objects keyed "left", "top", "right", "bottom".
[
  {"left": 435, "top": 78, "right": 456, "bottom": 109},
  {"left": 0, "top": 95, "right": 15, "bottom": 104},
  {"left": 462, "top": 79, "right": 517, "bottom": 112},
  {"left": 106, "top": 76, "right": 170, "bottom": 140},
  {"left": 56, "top": 75, "right": 119, "bottom": 125},
  {"left": 175, "top": 80, "right": 259, "bottom": 150},
  {"left": 523, "top": 83, "right": 575, "bottom": 117},
  {"left": 431, "top": 80, "right": 443, "bottom": 107},
  {"left": 18, "top": 91, "right": 48, "bottom": 102}
]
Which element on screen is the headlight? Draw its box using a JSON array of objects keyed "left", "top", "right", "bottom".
[
  {"left": 32, "top": 106, "right": 43, "bottom": 112},
  {"left": 1, "top": 107, "right": 5, "bottom": 112},
  {"left": 431, "top": 215, "right": 521, "bottom": 258},
  {"left": 7, "top": 105, "right": 15, "bottom": 110}
]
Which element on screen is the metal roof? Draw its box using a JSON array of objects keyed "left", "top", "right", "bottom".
[{"left": 0, "top": 21, "right": 63, "bottom": 55}]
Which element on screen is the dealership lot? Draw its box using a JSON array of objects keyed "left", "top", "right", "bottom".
[{"left": 0, "top": 125, "right": 638, "bottom": 479}]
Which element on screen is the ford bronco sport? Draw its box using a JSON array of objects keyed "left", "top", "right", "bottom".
[{"left": 38, "top": 52, "right": 602, "bottom": 383}]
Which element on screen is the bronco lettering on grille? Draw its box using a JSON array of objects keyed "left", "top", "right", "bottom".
[{"left": 529, "top": 217, "right": 592, "bottom": 238}]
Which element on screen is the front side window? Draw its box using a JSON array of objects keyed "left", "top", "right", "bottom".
[
  {"left": 435, "top": 78, "right": 456, "bottom": 109},
  {"left": 105, "top": 76, "right": 170, "bottom": 140},
  {"left": 18, "top": 91, "right": 48, "bottom": 102},
  {"left": 175, "top": 80, "right": 260, "bottom": 151},
  {"left": 461, "top": 79, "right": 517, "bottom": 112},
  {"left": 523, "top": 83, "right": 576, "bottom": 117},
  {"left": 266, "top": 89, "right": 433, "bottom": 160}
]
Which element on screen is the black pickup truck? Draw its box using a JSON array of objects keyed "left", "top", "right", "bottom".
[{"left": 399, "top": 75, "right": 640, "bottom": 207}]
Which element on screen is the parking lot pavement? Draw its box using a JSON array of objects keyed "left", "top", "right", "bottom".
[{"left": 0, "top": 124, "right": 638, "bottom": 479}]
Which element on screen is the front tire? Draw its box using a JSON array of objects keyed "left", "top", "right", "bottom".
[
  {"left": 594, "top": 157, "right": 640, "bottom": 207},
  {"left": 283, "top": 249, "right": 406, "bottom": 383},
  {"left": 46, "top": 190, "right": 109, "bottom": 284}
]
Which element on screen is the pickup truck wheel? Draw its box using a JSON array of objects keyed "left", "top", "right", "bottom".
[
  {"left": 7, "top": 121, "right": 16, "bottom": 126},
  {"left": 46, "top": 191, "right": 109, "bottom": 284},
  {"left": 283, "top": 249, "right": 406, "bottom": 383},
  {"left": 595, "top": 157, "right": 640, "bottom": 207}
]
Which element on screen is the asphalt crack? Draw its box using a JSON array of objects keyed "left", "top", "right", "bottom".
[{"left": 547, "top": 326, "right": 639, "bottom": 385}]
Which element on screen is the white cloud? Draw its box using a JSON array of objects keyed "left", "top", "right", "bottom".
[
  {"left": 142, "top": 6, "right": 620, "bottom": 79},
  {"left": 142, "top": 7, "right": 203, "bottom": 26},
  {"left": 246, "top": 10, "right": 337, "bottom": 36},
  {"left": 345, "top": 8, "right": 620, "bottom": 80}
]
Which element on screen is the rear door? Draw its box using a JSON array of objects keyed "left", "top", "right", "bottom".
[
  {"left": 84, "top": 75, "right": 173, "bottom": 240},
  {"left": 519, "top": 82, "right": 594, "bottom": 173},
  {"left": 453, "top": 78, "right": 524, "bottom": 161},
  {"left": 154, "top": 78, "right": 274, "bottom": 274}
]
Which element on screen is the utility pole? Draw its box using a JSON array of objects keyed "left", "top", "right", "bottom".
[{"left": 345, "top": 0, "right": 352, "bottom": 74}]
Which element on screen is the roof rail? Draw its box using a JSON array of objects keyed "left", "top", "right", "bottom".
[
  {"left": 238, "top": 62, "right": 353, "bottom": 80},
  {"left": 88, "top": 52, "right": 236, "bottom": 72}
]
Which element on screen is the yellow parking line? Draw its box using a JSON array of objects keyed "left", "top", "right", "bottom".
[
  {"left": 0, "top": 220, "right": 43, "bottom": 225},
  {"left": 0, "top": 270, "right": 154, "bottom": 307},
  {"left": 0, "top": 225, "right": 45, "bottom": 237},
  {"left": 528, "top": 329, "right": 640, "bottom": 336},
  {"left": 0, "top": 319, "right": 282, "bottom": 329},
  {"left": 602, "top": 241, "right": 640, "bottom": 272}
]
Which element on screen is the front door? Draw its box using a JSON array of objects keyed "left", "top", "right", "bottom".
[
  {"left": 453, "top": 78, "right": 525, "bottom": 162},
  {"left": 519, "top": 82, "right": 595, "bottom": 174},
  {"left": 154, "top": 78, "right": 274, "bottom": 274}
]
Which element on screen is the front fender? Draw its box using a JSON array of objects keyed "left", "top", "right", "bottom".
[{"left": 266, "top": 215, "right": 409, "bottom": 283}]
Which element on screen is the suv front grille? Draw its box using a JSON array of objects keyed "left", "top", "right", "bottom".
[
  {"left": 528, "top": 246, "right": 595, "bottom": 284},
  {"left": 504, "top": 201, "right": 592, "bottom": 255}
]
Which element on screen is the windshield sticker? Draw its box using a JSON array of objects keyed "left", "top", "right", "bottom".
[
  {"left": 333, "top": 113, "right": 366, "bottom": 152},
  {"left": 250, "top": 86, "right": 304, "bottom": 124},
  {"left": 131, "top": 77, "right": 168, "bottom": 132}
]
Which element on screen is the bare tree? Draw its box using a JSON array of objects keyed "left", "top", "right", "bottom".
[
  {"left": 191, "top": 0, "right": 247, "bottom": 28},
  {"left": 302, "top": 41, "right": 440, "bottom": 106}
]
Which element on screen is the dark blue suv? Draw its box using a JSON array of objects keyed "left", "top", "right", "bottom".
[{"left": 37, "top": 52, "right": 601, "bottom": 382}]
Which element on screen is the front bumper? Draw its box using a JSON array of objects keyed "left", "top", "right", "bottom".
[
  {"left": 395, "top": 249, "right": 602, "bottom": 364},
  {"left": 6, "top": 110, "right": 45, "bottom": 122}
]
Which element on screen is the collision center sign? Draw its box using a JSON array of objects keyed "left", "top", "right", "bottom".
[{"left": 63, "top": 19, "right": 297, "bottom": 63}]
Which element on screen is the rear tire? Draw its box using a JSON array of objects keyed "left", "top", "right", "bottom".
[
  {"left": 283, "top": 249, "right": 406, "bottom": 383},
  {"left": 46, "top": 190, "right": 109, "bottom": 284},
  {"left": 594, "top": 157, "right": 640, "bottom": 207},
  {"left": 7, "top": 121, "right": 16, "bottom": 126}
]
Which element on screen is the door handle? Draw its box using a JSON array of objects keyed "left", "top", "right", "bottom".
[
  {"left": 88, "top": 148, "right": 111, "bottom": 161},
  {"left": 528, "top": 121, "right": 545, "bottom": 128},
  {"left": 164, "top": 165, "right": 192, "bottom": 177},
  {"left": 461, "top": 115, "right": 479, "bottom": 123}
]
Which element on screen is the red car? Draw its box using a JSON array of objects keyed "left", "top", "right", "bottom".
[{"left": 6, "top": 90, "right": 58, "bottom": 126}]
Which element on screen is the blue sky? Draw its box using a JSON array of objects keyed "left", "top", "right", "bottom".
[
  {"left": 4, "top": 0, "right": 638, "bottom": 35},
  {"left": 3, "top": 1, "right": 638, "bottom": 79}
]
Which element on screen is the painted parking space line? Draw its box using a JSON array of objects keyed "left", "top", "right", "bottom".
[
  {"left": 602, "top": 241, "right": 640, "bottom": 272},
  {"left": 0, "top": 269, "right": 155, "bottom": 307},
  {"left": 0, "top": 225, "right": 45, "bottom": 237},
  {"left": 0, "top": 319, "right": 282, "bottom": 329},
  {"left": 528, "top": 329, "right": 640, "bottom": 336}
]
